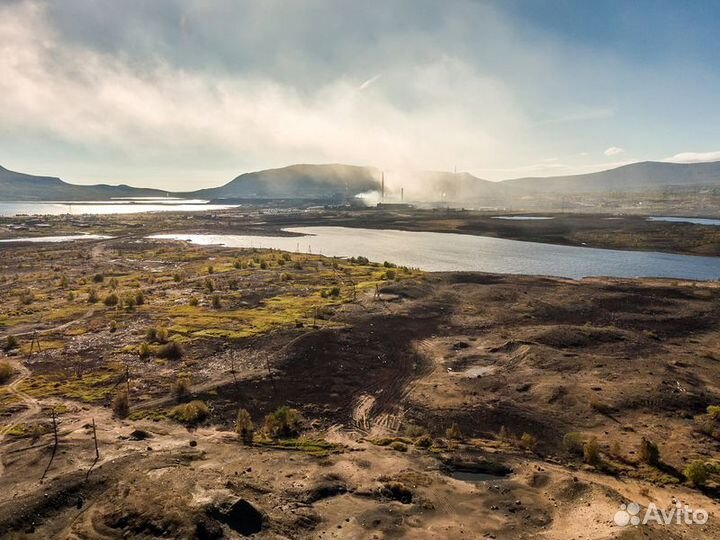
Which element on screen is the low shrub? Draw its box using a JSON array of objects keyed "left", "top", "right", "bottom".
[
  {"left": 169, "top": 400, "right": 209, "bottom": 424},
  {"left": 583, "top": 437, "right": 601, "bottom": 466},
  {"left": 684, "top": 460, "right": 710, "bottom": 486},
  {"left": 157, "top": 341, "right": 183, "bottom": 360},
  {"left": 112, "top": 389, "right": 129, "bottom": 418},
  {"left": 235, "top": 408, "right": 255, "bottom": 444},
  {"left": 0, "top": 362, "right": 15, "bottom": 384},
  {"left": 563, "top": 432, "right": 585, "bottom": 456},
  {"left": 263, "top": 406, "right": 303, "bottom": 438},
  {"left": 445, "top": 423, "right": 463, "bottom": 441},
  {"left": 639, "top": 437, "right": 660, "bottom": 466}
]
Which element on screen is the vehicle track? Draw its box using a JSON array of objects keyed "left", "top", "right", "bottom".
[{"left": 0, "top": 360, "right": 41, "bottom": 478}]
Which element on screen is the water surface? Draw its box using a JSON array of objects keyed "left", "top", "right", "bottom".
[
  {"left": 0, "top": 200, "right": 237, "bottom": 216},
  {"left": 492, "top": 216, "right": 553, "bottom": 220},
  {"left": 0, "top": 234, "right": 112, "bottom": 243},
  {"left": 150, "top": 226, "right": 720, "bottom": 280},
  {"left": 648, "top": 216, "right": 720, "bottom": 226}
]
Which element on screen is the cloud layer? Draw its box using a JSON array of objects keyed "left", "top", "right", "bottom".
[{"left": 2, "top": 1, "right": 720, "bottom": 188}]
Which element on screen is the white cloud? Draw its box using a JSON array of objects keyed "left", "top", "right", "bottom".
[
  {"left": 663, "top": 151, "right": 720, "bottom": 163},
  {"left": 0, "top": 1, "right": 532, "bottom": 189},
  {"left": 604, "top": 146, "right": 625, "bottom": 157}
]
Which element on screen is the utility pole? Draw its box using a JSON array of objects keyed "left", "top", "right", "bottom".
[{"left": 29, "top": 331, "right": 42, "bottom": 354}]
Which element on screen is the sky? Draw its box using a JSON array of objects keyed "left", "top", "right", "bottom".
[{"left": 2, "top": 0, "right": 720, "bottom": 190}]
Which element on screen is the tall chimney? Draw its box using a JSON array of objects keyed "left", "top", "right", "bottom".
[
  {"left": 381, "top": 171, "right": 385, "bottom": 201},
  {"left": 401, "top": 187, "right": 404, "bottom": 201}
]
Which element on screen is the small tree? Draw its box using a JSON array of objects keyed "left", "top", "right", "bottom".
[
  {"left": 104, "top": 292, "right": 119, "bottom": 306},
  {"left": 113, "top": 389, "right": 130, "bottom": 418},
  {"left": 211, "top": 294, "right": 222, "bottom": 309},
  {"left": 639, "top": 437, "right": 660, "bottom": 466},
  {"left": 135, "top": 291, "right": 145, "bottom": 305},
  {"left": 235, "top": 408, "right": 255, "bottom": 444}
]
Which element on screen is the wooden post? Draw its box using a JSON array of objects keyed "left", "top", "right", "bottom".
[
  {"left": 51, "top": 408, "right": 58, "bottom": 449},
  {"left": 92, "top": 418, "right": 99, "bottom": 459},
  {"left": 230, "top": 355, "right": 238, "bottom": 386},
  {"left": 125, "top": 364, "right": 130, "bottom": 395},
  {"left": 86, "top": 417, "right": 100, "bottom": 480},
  {"left": 265, "top": 357, "right": 277, "bottom": 398}
]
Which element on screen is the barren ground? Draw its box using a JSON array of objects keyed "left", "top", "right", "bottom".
[{"left": 1, "top": 234, "right": 720, "bottom": 539}]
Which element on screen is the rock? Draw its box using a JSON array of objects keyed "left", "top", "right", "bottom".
[
  {"left": 209, "top": 498, "right": 263, "bottom": 536},
  {"left": 189, "top": 440, "right": 198, "bottom": 447},
  {"left": 195, "top": 518, "right": 224, "bottom": 540},
  {"left": 129, "top": 429, "right": 152, "bottom": 441}
]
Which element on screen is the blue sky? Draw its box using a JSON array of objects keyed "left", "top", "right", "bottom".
[{"left": 1, "top": 0, "right": 720, "bottom": 189}]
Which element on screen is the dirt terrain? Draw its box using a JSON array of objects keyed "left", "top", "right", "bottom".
[{"left": 1, "top": 236, "right": 720, "bottom": 538}]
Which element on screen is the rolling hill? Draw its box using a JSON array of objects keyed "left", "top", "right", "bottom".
[
  {"left": 188, "top": 164, "right": 381, "bottom": 200},
  {"left": 0, "top": 165, "right": 168, "bottom": 201},
  {"left": 3, "top": 160, "right": 720, "bottom": 203},
  {"left": 503, "top": 160, "right": 720, "bottom": 193}
]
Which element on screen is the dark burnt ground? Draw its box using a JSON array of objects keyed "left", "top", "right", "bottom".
[{"left": 209, "top": 304, "right": 444, "bottom": 427}]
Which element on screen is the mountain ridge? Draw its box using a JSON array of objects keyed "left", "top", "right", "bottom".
[{"left": 2, "top": 159, "right": 720, "bottom": 202}]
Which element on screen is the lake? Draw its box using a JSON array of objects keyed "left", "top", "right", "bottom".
[
  {"left": 0, "top": 200, "right": 237, "bottom": 216},
  {"left": 648, "top": 216, "right": 720, "bottom": 226},
  {"left": 150, "top": 226, "right": 720, "bottom": 280},
  {"left": 0, "top": 234, "right": 112, "bottom": 243}
]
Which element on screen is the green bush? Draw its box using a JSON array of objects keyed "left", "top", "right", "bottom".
[
  {"left": 211, "top": 294, "right": 222, "bottom": 309},
  {"left": 5, "top": 335, "right": 18, "bottom": 351},
  {"left": 0, "top": 362, "right": 15, "bottom": 384},
  {"left": 157, "top": 341, "right": 183, "bottom": 360},
  {"left": 235, "top": 408, "right": 255, "bottom": 444},
  {"left": 103, "top": 293, "right": 119, "bottom": 306},
  {"left": 169, "top": 400, "right": 209, "bottom": 424},
  {"left": 684, "top": 460, "right": 710, "bottom": 486},
  {"left": 172, "top": 376, "right": 192, "bottom": 401},
  {"left": 87, "top": 288, "right": 99, "bottom": 303},
  {"left": 563, "top": 432, "right": 585, "bottom": 456},
  {"left": 112, "top": 389, "right": 129, "bottom": 418},
  {"left": 583, "top": 437, "right": 601, "bottom": 466},
  {"left": 390, "top": 441, "right": 407, "bottom": 452},
  {"left": 263, "top": 406, "right": 303, "bottom": 438},
  {"left": 707, "top": 405, "right": 720, "bottom": 420}
]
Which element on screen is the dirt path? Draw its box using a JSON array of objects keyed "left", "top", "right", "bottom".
[{"left": 0, "top": 359, "right": 41, "bottom": 478}]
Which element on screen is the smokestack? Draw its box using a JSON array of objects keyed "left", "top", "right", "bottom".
[
  {"left": 381, "top": 171, "right": 385, "bottom": 201},
  {"left": 401, "top": 187, "right": 404, "bottom": 201}
]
